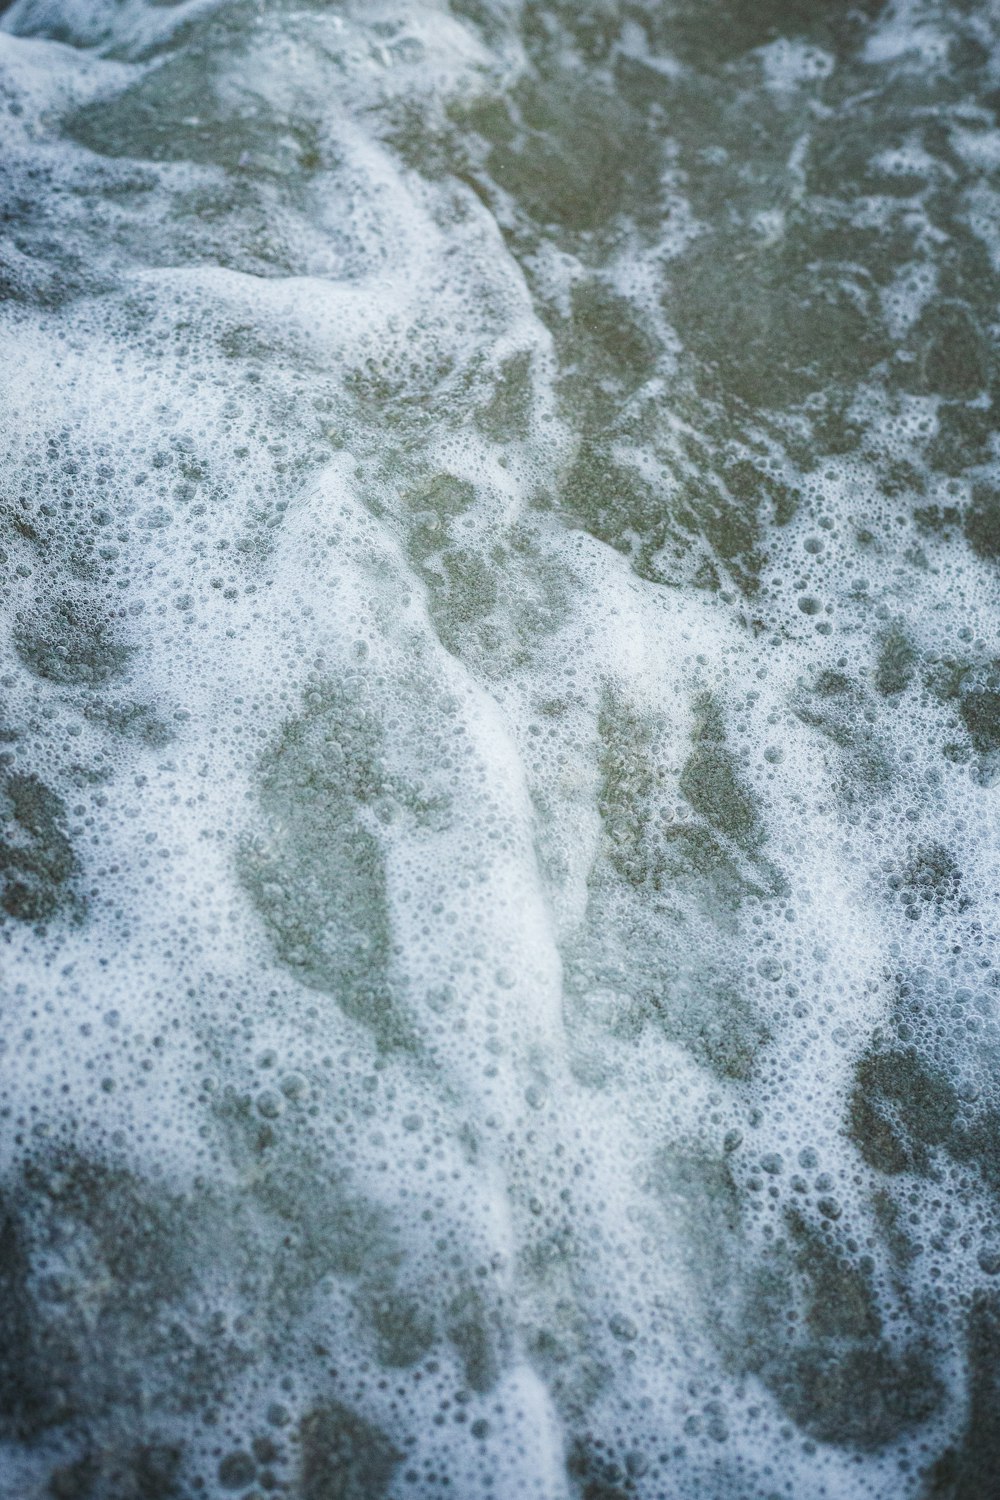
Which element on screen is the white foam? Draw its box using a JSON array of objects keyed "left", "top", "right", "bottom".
[{"left": 2, "top": 0, "right": 1000, "bottom": 1496}]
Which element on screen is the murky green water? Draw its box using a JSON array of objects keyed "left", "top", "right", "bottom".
[{"left": 2, "top": 1, "right": 1000, "bottom": 1496}]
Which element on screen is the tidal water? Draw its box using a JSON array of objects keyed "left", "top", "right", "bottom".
[{"left": 1, "top": 1, "right": 1000, "bottom": 1497}]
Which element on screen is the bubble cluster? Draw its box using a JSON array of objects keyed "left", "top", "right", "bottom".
[{"left": 1, "top": 0, "right": 1000, "bottom": 1496}]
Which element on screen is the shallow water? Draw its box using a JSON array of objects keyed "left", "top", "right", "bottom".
[{"left": 1, "top": 1, "right": 1000, "bottom": 1496}]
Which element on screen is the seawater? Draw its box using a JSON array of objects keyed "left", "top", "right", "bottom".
[{"left": 1, "top": 2, "right": 1000, "bottom": 1497}]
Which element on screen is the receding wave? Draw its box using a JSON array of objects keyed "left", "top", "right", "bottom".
[{"left": 1, "top": 2, "right": 999, "bottom": 1496}]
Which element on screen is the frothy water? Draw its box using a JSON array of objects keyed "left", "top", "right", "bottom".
[{"left": 1, "top": 1, "right": 1000, "bottom": 1496}]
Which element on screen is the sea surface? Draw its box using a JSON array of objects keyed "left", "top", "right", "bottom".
[{"left": 1, "top": 1, "right": 1000, "bottom": 1497}]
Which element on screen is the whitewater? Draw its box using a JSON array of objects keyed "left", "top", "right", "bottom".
[{"left": 1, "top": 1, "right": 999, "bottom": 1496}]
